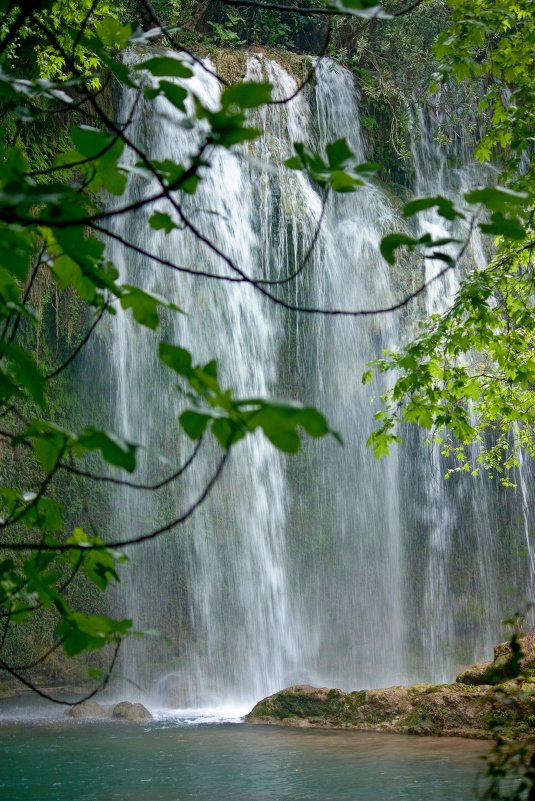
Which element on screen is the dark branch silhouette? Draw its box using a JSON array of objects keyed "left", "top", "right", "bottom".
[
  {"left": 0, "top": 449, "right": 230, "bottom": 551},
  {"left": 45, "top": 306, "right": 108, "bottom": 381},
  {"left": 0, "top": 640, "right": 121, "bottom": 706},
  {"left": 173, "top": 199, "right": 476, "bottom": 317},
  {"left": 60, "top": 437, "right": 204, "bottom": 490}
]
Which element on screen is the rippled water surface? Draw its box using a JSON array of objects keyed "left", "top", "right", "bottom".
[{"left": 0, "top": 700, "right": 488, "bottom": 801}]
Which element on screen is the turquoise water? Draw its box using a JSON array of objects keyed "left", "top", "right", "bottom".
[{"left": 0, "top": 703, "right": 488, "bottom": 801}]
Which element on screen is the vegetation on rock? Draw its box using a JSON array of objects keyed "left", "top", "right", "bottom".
[{"left": 248, "top": 637, "right": 535, "bottom": 739}]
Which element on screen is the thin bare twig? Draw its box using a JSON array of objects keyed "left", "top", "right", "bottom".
[
  {"left": 45, "top": 306, "right": 107, "bottom": 381},
  {"left": 173, "top": 200, "right": 475, "bottom": 317},
  {"left": 256, "top": 191, "right": 328, "bottom": 285},
  {"left": 60, "top": 437, "right": 204, "bottom": 491},
  {"left": 269, "top": 19, "right": 332, "bottom": 106},
  {"left": 219, "top": 0, "right": 421, "bottom": 17},
  {"left": 10, "top": 633, "right": 70, "bottom": 671}
]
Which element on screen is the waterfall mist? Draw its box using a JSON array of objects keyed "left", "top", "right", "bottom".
[{"left": 98, "top": 53, "right": 534, "bottom": 709}]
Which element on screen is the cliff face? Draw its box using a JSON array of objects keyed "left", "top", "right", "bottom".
[{"left": 247, "top": 637, "right": 535, "bottom": 739}]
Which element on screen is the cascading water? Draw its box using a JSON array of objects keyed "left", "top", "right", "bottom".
[
  {"left": 400, "top": 98, "right": 532, "bottom": 680},
  {"left": 100, "top": 52, "right": 534, "bottom": 709},
  {"left": 403, "top": 99, "right": 498, "bottom": 680},
  {"left": 106, "top": 54, "right": 297, "bottom": 708}
]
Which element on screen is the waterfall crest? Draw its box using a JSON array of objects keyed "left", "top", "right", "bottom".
[{"left": 102, "top": 53, "right": 534, "bottom": 708}]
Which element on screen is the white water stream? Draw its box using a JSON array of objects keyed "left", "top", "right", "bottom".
[{"left": 100, "top": 53, "right": 534, "bottom": 708}]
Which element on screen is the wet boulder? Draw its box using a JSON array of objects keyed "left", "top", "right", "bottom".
[
  {"left": 112, "top": 701, "right": 153, "bottom": 721},
  {"left": 66, "top": 700, "right": 109, "bottom": 718}
]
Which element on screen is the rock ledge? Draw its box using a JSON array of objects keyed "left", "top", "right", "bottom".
[{"left": 247, "top": 637, "right": 535, "bottom": 739}]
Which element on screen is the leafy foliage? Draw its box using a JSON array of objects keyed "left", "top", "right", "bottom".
[
  {"left": 369, "top": 222, "right": 535, "bottom": 482},
  {"left": 366, "top": 1, "right": 535, "bottom": 482},
  {"left": 364, "top": 179, "right": 535, "bottom": 484},
  {"left": 285, "top": 138, "right": 377, "bottom": 192},
  {"left": 1, "top": 0, "right": 119, "bottom": 86},
  {"left": 434, "top": 0, "right": 535, "bottom": 170}
]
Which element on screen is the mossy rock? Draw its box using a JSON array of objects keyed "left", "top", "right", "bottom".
[
  {"left": 357, "top": 686, "right": 412, "bottom": 725},
  {"left": 211, "top": 49, "right": 246, "bottom": 84},
  {"left": 247, "top": 678, "right": 535, "bottom": 739},
  {"left": 456, "top": 660, "right": 501, "bottom": 686},
  {"left": 248, "top": 685, "right": 347, "bottom": 723},
  {"left": 247, "top": 637, "right": 535, "bottom": 738},
  {"left": 494, "top": 634, "right": 535, "bottom": 672},
  {"left": 457, "top": 635, "right": 535, "bottom": 687}
]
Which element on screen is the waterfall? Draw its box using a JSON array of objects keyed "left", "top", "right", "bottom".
[{"left": 99, "top": 52, "right": 534, "bottom": 709}]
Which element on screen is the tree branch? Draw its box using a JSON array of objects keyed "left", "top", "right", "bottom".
[
  {"left": 44, "top": 306, "right": 107, "bottom": 381},
  {"left": 0, "top": 639, "right": 121, "bottom": 706},
  {"left": 0, "top": 449, "right": 230, "bottom": 551},
  {"left": 172, "top": 201, "right": 475, "bottom": 317},
  {"left": 59, "top": 437, "right": 203, "bottom": 490}
]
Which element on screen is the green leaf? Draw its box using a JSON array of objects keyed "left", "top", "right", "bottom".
[
  {"left": 258, "top": 416, "right": 301, "bottom": 453},
  {"left": 135, "top": 56, "right": 193, "bottom": 79},
  {"left": 148, "top": 211, "right": 177, "bottom": 233},
  {"left": 464, "top": 186, "right": 528, "bottom": 213},
  {"left": 48, "top": 227, "right": 120, "bottom": 302},
  {"left": 366, "top": 429, "right": 397, "bottom": 459},
  {"left": 68, "top": 127, "right": 127, "bottom": 195},
  {"left": 156, "top": 80, "right": 188, "bottom": 112},
  {"left": 380, "top": 232, "right": 457, "bottom": 265},
  {"left": 479, "top": 213, "right": 526, "bottom": 240},
  {"left": 0, "top": 341, "right": 45, "bottom": 406},
  {"left": 429, "top": 252, "right": 454, "bottom": 265},
  {"left": 159, "top": 343, "right": 193, "bottom": 378},
  {"left": 326, "top": 138, "right": 354, "bottom": 168},
  {"left": 291, "top": 406, "right": 331, "bottom": 438},
  {"left": 212, "top": 122, "right": 261, "bottom": 147},
  {"left": 380, "top": 233, "right": 419, "bottom": 265},
  {"left": 0, "top": 225, "right": 33, "bottom": 281},
  {"left": 211, "top": 418, "right": 243, "bottom": 449},
  {"left": 221, "top": 82, "right": 272, "bottom": 109},
  {"left": 284, "top": 156, "right": 302, "bottom": 170},
  {"left": 120, "top": 285, "right": 181, "bottom": 330},
  {"left": 13, "top": 421, "right": 70, "bottom": 473},
  {"left": 354, "top": 161, "right": 379, "bottom": 175},
  {"left": 403, "top": 195, "right": 465, "bottom": 221},
  {"left": 71, "top": 125, "right": 114, "bottom": 157},
  {"left": 59, "top": 612, "right": 132, "bottom": 656},
  {"left": 20, "top": 497, "right": 63, "bottom": 532},
  {"left": 284, "top": 141, "right": 371, "bottom": 193},
  {"left": 94, "top": 16, "right": 133, "bottom": 47},
  {"left": 87, "top": 667, "right": 104, "bottom": 680},
  {"left": 245, "top": 402, "right": 338, "bottom": 453},
  {"left": 82, "top": 550, "right": 121, "bottom": 591},
  {"left": 65, "top": 529, "right": 126, "bottom": 591},
  {"left": 180, "top": 410, "right": 211, "bottom": 439},
  {"left": 76, "top": 428, "right": 137, "bottom": 472}
]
